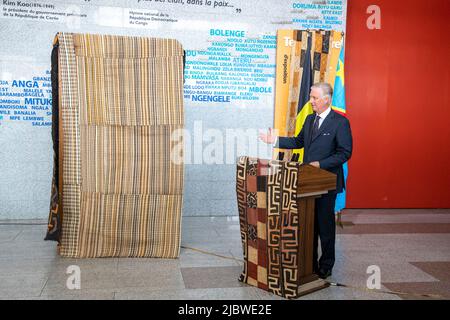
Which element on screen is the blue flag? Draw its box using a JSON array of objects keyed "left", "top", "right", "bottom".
[{"left": 331, "top": 44, "right": 348, "bottom": 213}]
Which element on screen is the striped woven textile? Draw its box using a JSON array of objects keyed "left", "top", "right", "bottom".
[
  {"left": 45, "top": 33, "right": 184, "bottom": 258},
  {"left": 236, "top": 156, "right": 301, "bottom": 299}
]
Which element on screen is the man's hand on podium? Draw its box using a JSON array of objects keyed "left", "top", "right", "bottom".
[
  {"left": 309, "top": 161, "right": 320, "bottom": 168},
  {"left": 259, "top": 128, "right": 277, "bottom": 144}
]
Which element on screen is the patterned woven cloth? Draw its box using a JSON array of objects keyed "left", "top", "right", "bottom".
[
  {"left": 45, "top": 33, "right": 184, "bottom": 258},
  {"left": 236, "top": 156, "right": 302, "bottom": 298}
]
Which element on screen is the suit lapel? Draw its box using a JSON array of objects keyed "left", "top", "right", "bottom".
[
  {"left": 305, "top": 114, "right": 315, "bottom": 147},
  {"left": 311, "top": 110, "right": 335, "bottom": 143}
]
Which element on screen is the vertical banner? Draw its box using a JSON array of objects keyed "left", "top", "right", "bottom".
[
  {"left": 273, "top": 30, "right": 295, "bottom": 159},
  {"left": 331, "top": 44, "right": 347, "bottom": 213}
]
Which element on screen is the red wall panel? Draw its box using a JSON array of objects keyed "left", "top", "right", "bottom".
[{"left": 346, "top": 0, "right": 450, "bottom": 208}]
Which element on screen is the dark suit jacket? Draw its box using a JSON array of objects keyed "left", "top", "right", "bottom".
[{"left": 276, "top": 110, "right": 353, "bottom": 193}]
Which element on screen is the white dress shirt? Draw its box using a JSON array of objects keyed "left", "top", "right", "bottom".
[{"left": 314, "top": 106, "right": 332, "bottom": 129}]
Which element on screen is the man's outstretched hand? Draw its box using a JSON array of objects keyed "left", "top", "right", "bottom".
[{"left": 258, "top": 128, "right": 277, "bottom": 144}]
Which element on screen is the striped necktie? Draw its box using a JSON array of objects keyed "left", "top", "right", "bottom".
[{"left": 312, "top": 114, "right": 320, "bottom": 136}]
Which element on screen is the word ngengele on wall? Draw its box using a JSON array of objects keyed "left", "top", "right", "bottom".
[{"left": 184, "top": 29, "right": 276, "bottom": 104}]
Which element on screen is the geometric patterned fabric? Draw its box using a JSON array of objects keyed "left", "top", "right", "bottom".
[
  {"left": 236, "top": 156, "right": 302, "bottom": 298},
  {"left": 45, "top": 33, "right": 184, "bottom": 258}
]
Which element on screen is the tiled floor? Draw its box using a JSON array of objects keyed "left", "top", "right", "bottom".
[{"left": 0, "top": 209, "right": 449, "bottom": 300}]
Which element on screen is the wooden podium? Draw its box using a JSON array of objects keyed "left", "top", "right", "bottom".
[
  {"left": 295, "top": 164, "right": 337, "bottom": 296},
  {"left": 236, "top": 157, "right": 337, "bottom": 299}
]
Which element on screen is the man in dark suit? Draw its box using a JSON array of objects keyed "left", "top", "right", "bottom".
[{"left": 259, "top": 82, "right": 353, "bottom": 279}]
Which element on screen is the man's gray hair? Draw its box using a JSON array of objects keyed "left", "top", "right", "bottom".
[{"left": 311, "top": 82, "right": 333, "bottom": 100}]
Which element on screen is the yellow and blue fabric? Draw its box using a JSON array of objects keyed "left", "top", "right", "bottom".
[
  {"left": 293, "top": 33, "right": 313, "bottom": 162},
  {"left": 331, "top": 45, "right": 347, "bottom": 213}
]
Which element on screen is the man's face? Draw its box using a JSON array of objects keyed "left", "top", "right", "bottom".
[{"left": 309, "top": 87, "right": 329, "bottom": 114}]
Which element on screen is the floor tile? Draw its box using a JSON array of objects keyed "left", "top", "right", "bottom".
[{"left": 181, "top": 266, "right": 244, "bottom": 289}]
